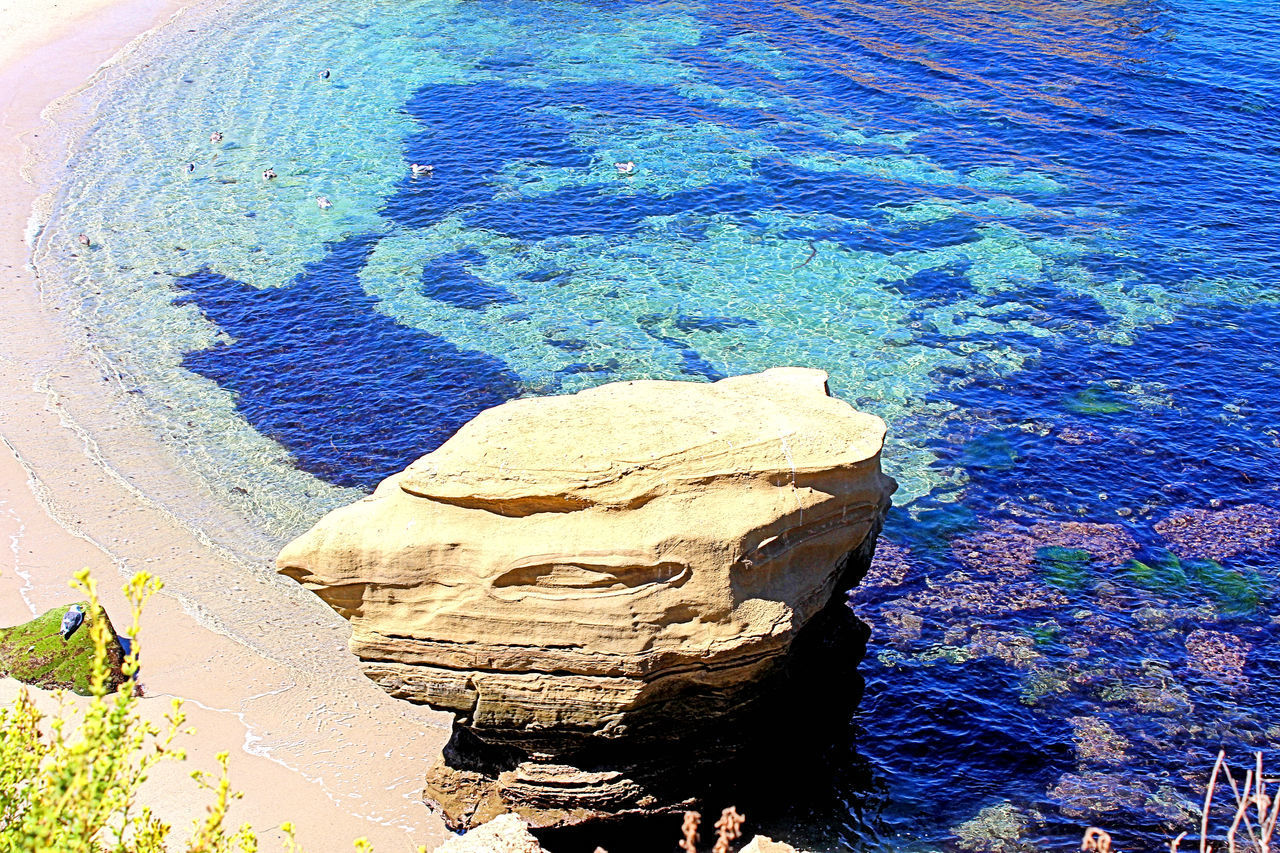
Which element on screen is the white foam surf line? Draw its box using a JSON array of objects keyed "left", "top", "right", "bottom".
[
  {"left": 9, "top": 0, "right": 287, "bottom": 571},
  {"left": 160, "top": 687, "right": 442, "bottom": 836},
  {"left": 2, "top": 373, "right": 328, "bottom": 673},
  {"left": 33, "top": 372, "right": 254, "bottom": 570},
  {"left": 8, "top": 382, "right": 442, "bottom": 835},
  {"left": 0, "top": 427, "right": 133, "bottom": 583},
  {"left": 0, "top": 493, "right": 37, "bottom": 616},
  {"left": 15, "top": 0, "right": 247, "bottom": 261}
]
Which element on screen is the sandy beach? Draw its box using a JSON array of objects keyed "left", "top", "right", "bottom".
[{"left": 0, "top": 1, "right": 452, "bottom": 850}]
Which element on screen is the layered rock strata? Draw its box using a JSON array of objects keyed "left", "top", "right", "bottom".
[{"left": 278, "top": 368, "right": 895, "bottom": 827}]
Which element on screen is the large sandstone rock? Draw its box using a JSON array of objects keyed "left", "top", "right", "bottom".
[{"left": 278, "top": 368, "right": 895, "bottom": 826}]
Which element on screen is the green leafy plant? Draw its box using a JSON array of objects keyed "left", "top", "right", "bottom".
[
  {"left": 0, "top": 569, "right": 379, "bottom": 852},
  {"left": 1189, "top": 560, "right": 1264, "bottom": 616},
  {"left": 1123, "top": 551, "right": 1265, "bottom": 615}
]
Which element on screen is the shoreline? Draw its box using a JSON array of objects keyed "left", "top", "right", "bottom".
[{"left": 0, "top": 1, "right": 451, "bottom": 850}]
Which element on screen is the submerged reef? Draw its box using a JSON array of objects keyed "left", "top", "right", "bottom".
[
  {"left": 1153, "top": 503, "right": 1280, "bottom": 561},
  {"left": 278, "top": 368, "right": 895, "bottom": 827},
  {"left": 852, "top": 494, "right": 1279, "bottom": 845}
]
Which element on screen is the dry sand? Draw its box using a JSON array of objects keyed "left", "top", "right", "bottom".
[{"left": 0, "top": 1, "right": 453, "bottom": 850}]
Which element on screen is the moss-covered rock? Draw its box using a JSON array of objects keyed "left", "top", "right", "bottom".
[{"left": 0, "top": 602, "right": 127, "bottom": 695}]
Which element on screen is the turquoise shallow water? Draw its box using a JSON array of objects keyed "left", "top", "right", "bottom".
[
  {"left": 33, "top": 0, "right": 1280, "bottom": 849},
  {"left": 41, "top": 0, "right": 1184, "bottom": 529}
]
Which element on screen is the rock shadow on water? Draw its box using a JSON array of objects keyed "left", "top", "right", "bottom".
[
  {"left": 419, "top": 248, "right": 522, "bottom": 310},
  {"left": 173, "top": 234, "right": 521, "bottom": 490},
  {"left": 636, "top": 312, "right": 726, "bottom": 380}
]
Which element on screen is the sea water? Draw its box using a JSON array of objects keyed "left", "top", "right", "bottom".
[{"left": 33, "top": 0, "right": 1280, "bottom": 849}]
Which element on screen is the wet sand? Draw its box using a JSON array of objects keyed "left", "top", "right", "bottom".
[{"left": 0, "top": 1, "right": 452, "bottom": 850}]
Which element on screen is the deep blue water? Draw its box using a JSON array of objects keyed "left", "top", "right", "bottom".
[{"left": 44, "top": 0, "right": 1280, "bottom": 849}]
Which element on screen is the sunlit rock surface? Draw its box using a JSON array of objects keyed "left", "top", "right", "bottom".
[
  {"left": 278, "top": 368, "right": 895, "bottom": 826},
  {"left": 435, "top": 814, "right": 543, "bottom": 853}
]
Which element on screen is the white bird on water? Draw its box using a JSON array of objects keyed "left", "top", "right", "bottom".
[
  {"left": 615, "top": 161, "right": 635, "bottom": 175},
  {"left": 60, "top": 604, "right": 85, "bottom": 640},
  {"left": 411, "top": 163, "right": 434, "bottom": 176},
  {"left": 316, "top": 196, "right": 333, "bottom": 210}
]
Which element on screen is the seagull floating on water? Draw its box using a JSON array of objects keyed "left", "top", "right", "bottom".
[
  {"left": 316, "top": 196, "right": 333, "bottom": 210},
  {"left": 60, "top": 604, "right": 85, "bottom": 640},
  {"left": 319, "top": 69, "right": 330, "bottom": 79},
  {"left": 411, "top": 163, "right": 434, "bottom": 176},
  {"left": 615, "top": 161, "right": 635, "bottom": 175},
  {"left": 77, "top": 233, "right": 91, "bottom": 247},
  {"left": 210, "top": 131, "right": 224, "bottom": 143},
  {"left": 186, "top": 162, "right": 195, "bottom": 173},
  {"left": 262, "top": 168, "right": 277, "bottom": 180}
]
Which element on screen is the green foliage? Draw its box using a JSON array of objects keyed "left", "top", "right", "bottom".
[
  {"left": 0, "top": 570, "right": 203, "bottom": 852},
  {"left": 0, "top": 601, "right": 126, "bottom": 695},
  {"left": 1035, "top": 547, "right": 1092, "bottom": 591},
  {"left": 0, "top": 569, "right": 386, "bottom": 853}
]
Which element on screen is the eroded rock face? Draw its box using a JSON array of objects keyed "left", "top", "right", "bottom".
[{"left": 278, "top": 368, "right": 895, "bottom": 826}]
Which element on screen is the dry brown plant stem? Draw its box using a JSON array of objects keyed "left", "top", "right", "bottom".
[
  {"left": 1089, "top": 752, "right": 1280, "bottom": 853},
  {"left": 680, "top": 811, "right": 701, "bottom": 853},
  {"left": 672, "top": 807, "right": 746, "bottom": 853},
  {"left": 1217, "top": 751, "right": 1280, "bottom": 853},
  {"left": 1082, "top": 827, "right": 1113, "bottom": 853},
  {"left": 713, "top": 807, "right": 746, "bottom": 853},
  {"left": 1205, "top": 751, "right": 1227, "bottom": 853}
]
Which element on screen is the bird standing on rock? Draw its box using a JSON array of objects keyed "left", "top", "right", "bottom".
[{"left": 60, "top": 604, "right": 85, "bottom": 640}]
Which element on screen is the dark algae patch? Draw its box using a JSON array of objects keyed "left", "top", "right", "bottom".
[
  {"left": 1063, "top": 385, "right": 1131, "bottom": 416},
  {"left": 0, "top": 603, "right": 127, "bottom": 695},
  {"left": 1122, "top": 553, "right": 1190, "bottom": 592},
  {"left": 1123, "top": 552, "right": 1265, "bottom": 614},
  {"left": 1036, "top": 546, "right": 1093, "bottom": 591}
]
